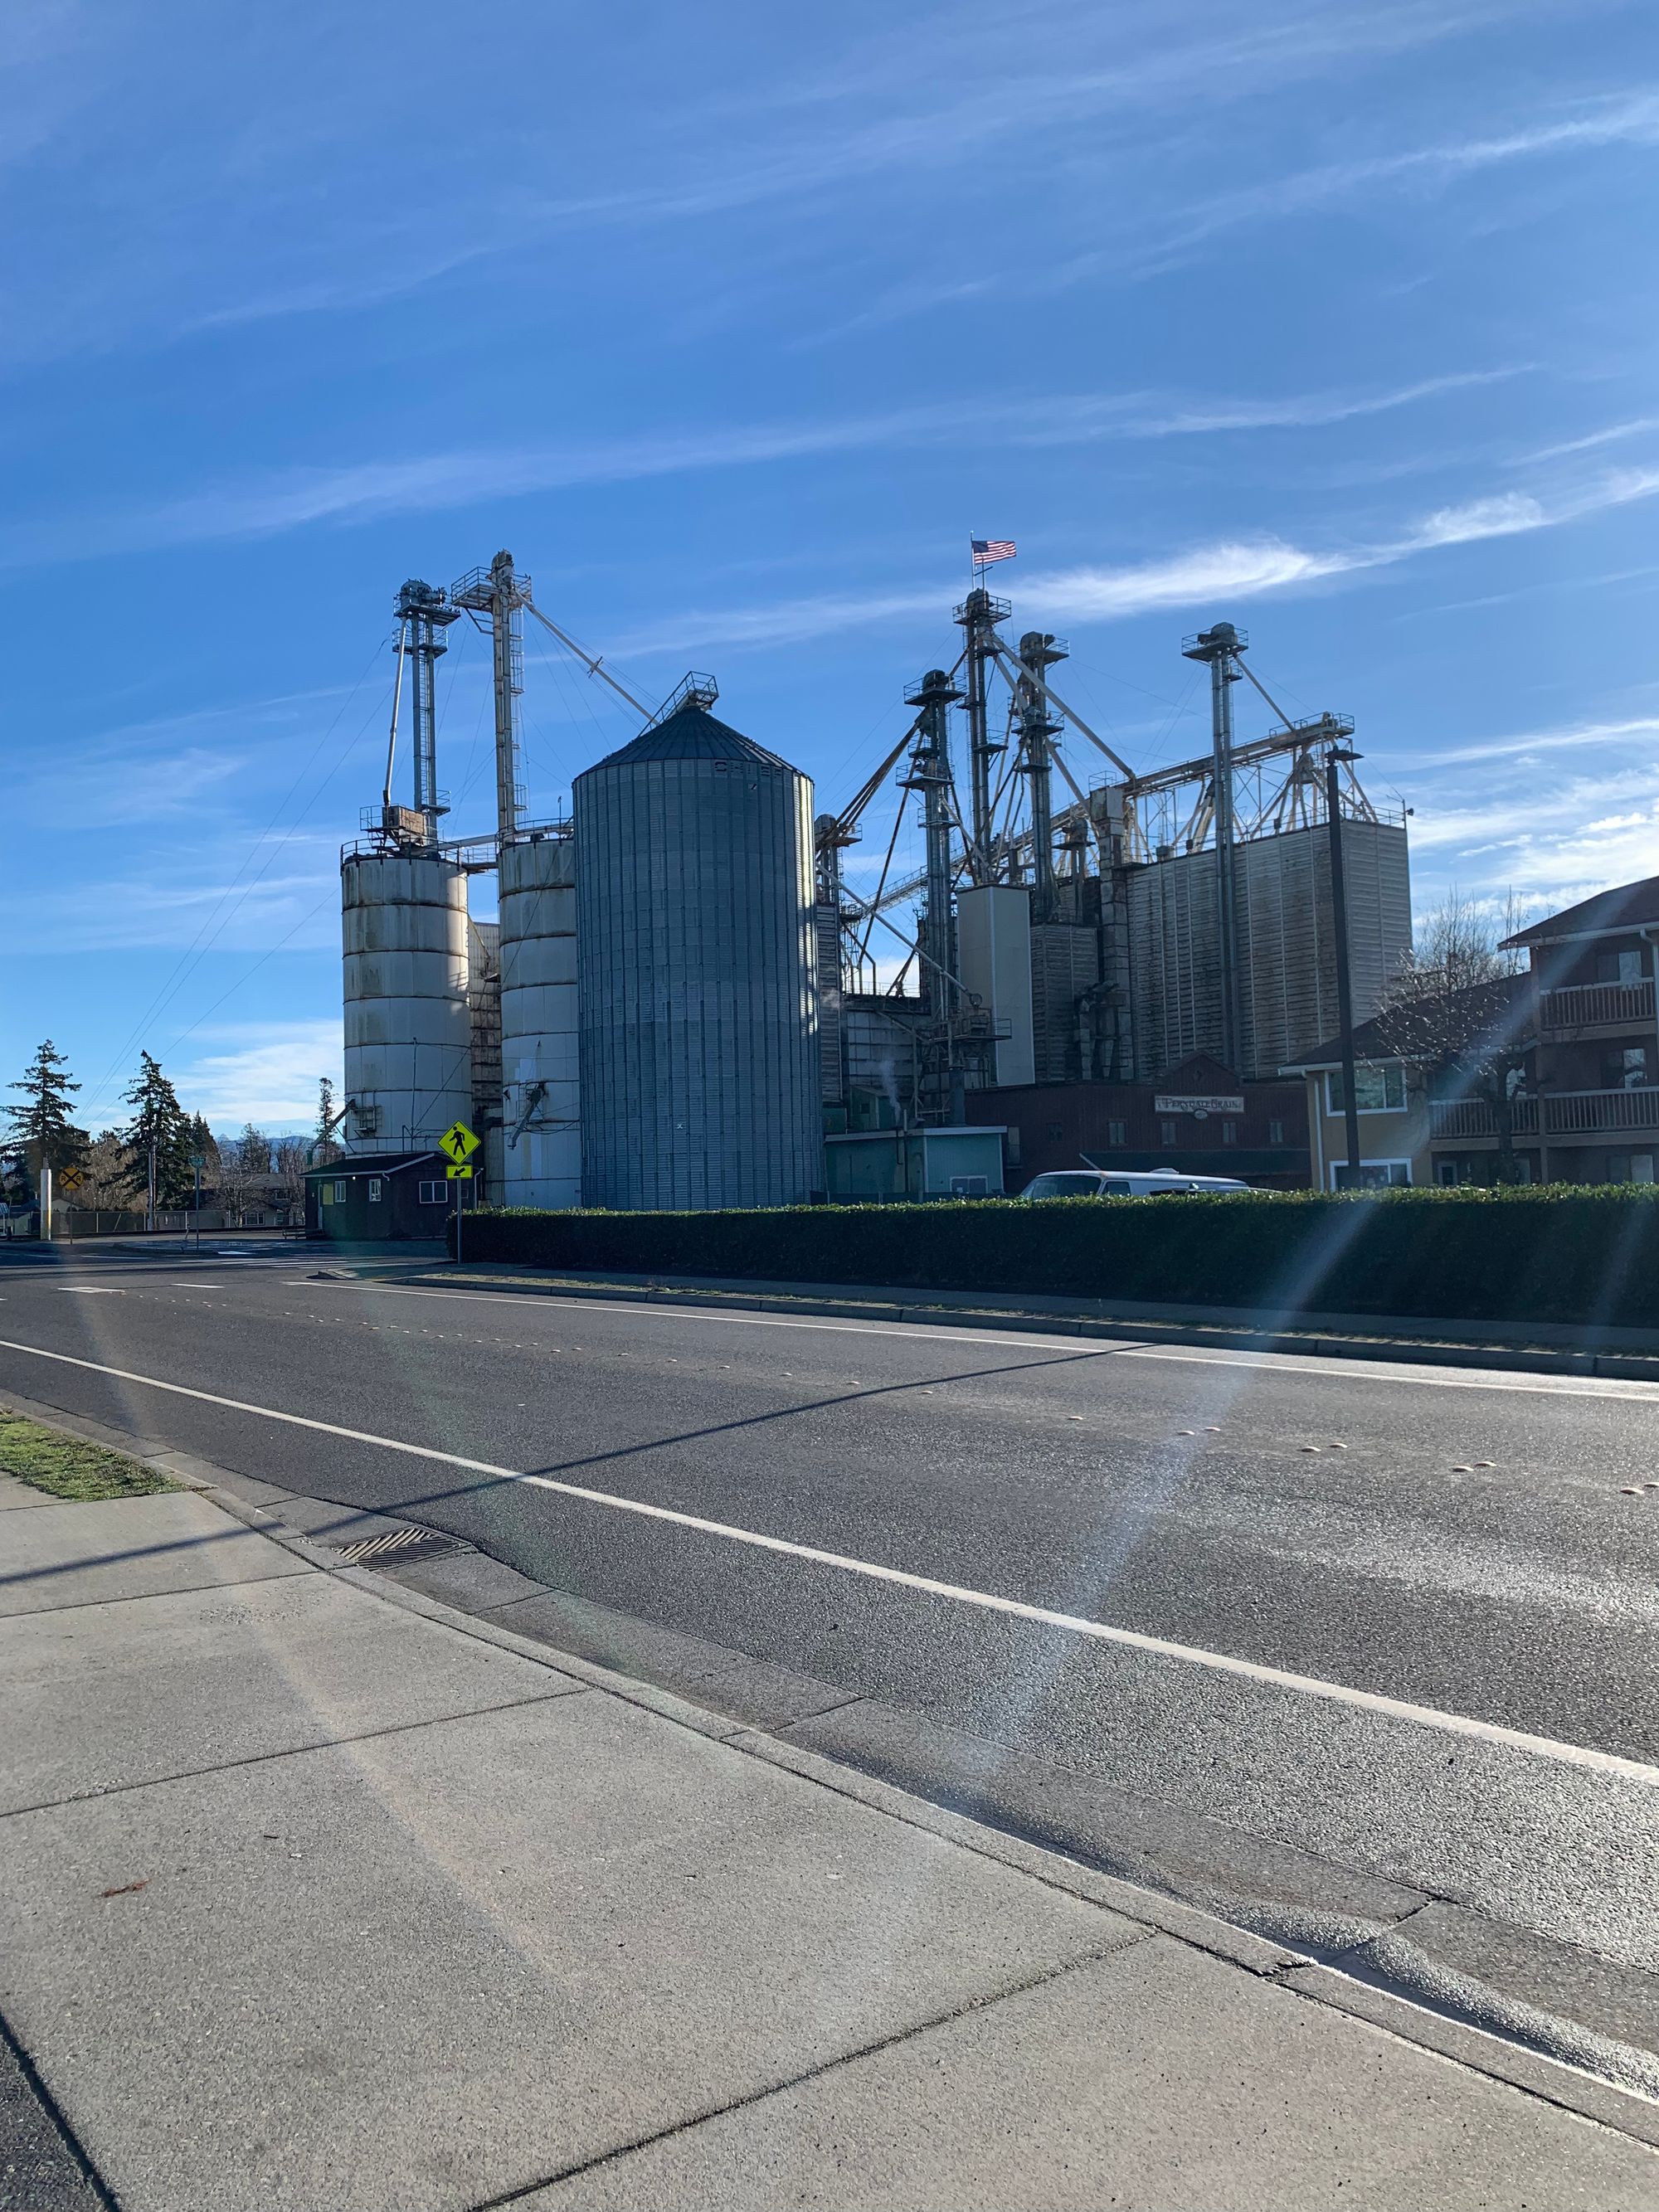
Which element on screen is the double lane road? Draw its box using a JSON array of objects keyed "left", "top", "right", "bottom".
[{"left": 2, "top": 1243, "right": 1656, "bottom": 2062}]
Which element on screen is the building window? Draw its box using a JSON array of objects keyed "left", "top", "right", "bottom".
[
  {"left": 326, "top": 1179, "right": 347, "bottom": 1205},
  {"left": 1107, "top": 1119, "right": 1126, "bottom": 1147},
  {"left": 417, "top": 1180, "right": 447, "bottom": 1204},
  {"left": 1603, "top": 1046, "right": 1650, "bottom": 1091},
  {"left": 367, "top": 1179, "right": 382, "bottom": 1203},
  {"left": 1221, "top": 1121, "right": 1238, "bottom": 1145},
  {"left": 1326, "top": 1063, "right": 1405, "bottom": 1115},
  {"left": 1331, "top": 1159, "right": 1412, "bottom": 1190},
  {"left": 1160, "top": 1120, "right": 1177, "bottom": 1146},
  {"left": 1596, "top": 948, "right": 1646, "bottom": 985},
  {"left": 1607, "top": 1153, "right": 1656, "bottom": 1184},
  {"left": 1268, "top": 1118, "right": 1285, "bottom": 1145}
]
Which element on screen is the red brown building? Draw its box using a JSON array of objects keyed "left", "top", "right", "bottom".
[{"left": 967, "top": 1054, "right": 1310, "bottom": 1190}]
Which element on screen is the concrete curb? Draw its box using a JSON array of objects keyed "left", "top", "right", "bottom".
[
  {"left": 325, "top": 1537, "right": 1659, "bottom": 2146},
  {"left": 387, "top": 1265, "right": 1659, "bottom": 1383}
]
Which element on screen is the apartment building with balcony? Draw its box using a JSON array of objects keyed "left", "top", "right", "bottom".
[
  {"left": 1493, "top": 876, "right": 1659, "bottom": 1185},
  {"left": 1284, "top": 977, "right": 1533, "bottom": 1189}
]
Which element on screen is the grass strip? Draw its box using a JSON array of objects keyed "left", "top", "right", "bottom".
[{"left": 0, "top": 1407, "right": 180, "bottom": 1501}]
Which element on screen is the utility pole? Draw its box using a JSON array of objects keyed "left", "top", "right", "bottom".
[
  {"left": 1326, "top": 744, "right": 1364, "bottom": 1188},
  {"left": 1183, "top": 623, "right": 1245, "bottom": 1076},
  {"left": 1015, "top": 631, "right": 1067, "bottom": 921},
  {"left": 147, "top": 1140, "right": 157, "bottom": 1235},
  {"left": 955, "top": 588, "right": 1008, "bottom": 882}
]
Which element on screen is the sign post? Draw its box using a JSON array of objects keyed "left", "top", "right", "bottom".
[
  {"left": 438, "top": 1121, "right": 479, "bottom": 1266},
  {"left": 56, "top": 1163, "right": 85, "bottom": 1243},
  {"left": 189, "top": 1151, "right": 207, "bottom": 1253}
]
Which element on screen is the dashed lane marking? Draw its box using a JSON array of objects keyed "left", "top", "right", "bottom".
[{"left": 0, "top": 1331, "right": 1652, "bottom": 1789}]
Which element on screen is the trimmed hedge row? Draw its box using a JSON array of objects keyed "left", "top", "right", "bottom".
[{"left": 454, "top": 1185, "right": 1659, "bottom": 1329}]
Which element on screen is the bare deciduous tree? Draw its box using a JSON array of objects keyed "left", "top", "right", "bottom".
[{"left": 1374, "top": 892, "right": 1532, "bottom": 1181}]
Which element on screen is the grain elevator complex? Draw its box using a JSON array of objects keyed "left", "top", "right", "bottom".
[{"left": 317, "top": 548, "right": 1412, "bottom": 1235}]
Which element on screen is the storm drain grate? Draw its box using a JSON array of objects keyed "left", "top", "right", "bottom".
[{"left": 328, "top": 1527, "right": 468, "bottom": 1568}]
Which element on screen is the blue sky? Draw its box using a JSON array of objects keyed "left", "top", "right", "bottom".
[{"left": 7, "top": 0, "right": 1658, "bottom": 1132}]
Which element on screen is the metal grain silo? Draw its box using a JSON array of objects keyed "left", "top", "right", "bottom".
[
  {"left": 341, "top": 852, "right": 472, "bottom": 1152},
  {"left": 574, "top": 685, "right": 820, "bottom": 1210},
  {"left": 499, "top": 832, "right": 581, "bottom": 1207}
]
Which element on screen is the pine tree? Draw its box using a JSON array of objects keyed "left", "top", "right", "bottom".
[
  {"left": 119, "top": 1053, "right": 195, "bottom": 1218},
  {"left": 187, "top": 1115, "right": 219, "bottom": 1173},
  {"left": 5, "top": 1041, "right": 89, "bottom": 1174},
  {"left": 314, "top": 1076, "right": 342, "bottom": 1164}
]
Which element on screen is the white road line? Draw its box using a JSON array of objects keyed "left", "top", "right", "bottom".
[
  {"left": 0, "top": 1330, "right": 1652, "bottom": 1787},
  {"left": 312, "top": 1281, "right": 1659, "bottom": 1401}
]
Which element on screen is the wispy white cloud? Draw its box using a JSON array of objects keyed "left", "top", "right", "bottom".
[
  {"left": 620, "top": 462, "right": 1659, "bottom": 654},
  {"left": 172, "top": 1021, "right": 343, "bottom": 1130},
  {"left": 805, "top": 83, "right": 1659, "bottom": 338},
  {"left": 1146, "top": 86, "right": 1659, "bottom": 261},
  {"left": 23, "top": 745, "right": 242, "bottom": 830},
  {"left": 1516, "top": 416, "right": 1659, "bottom": 464},
  {"left": 1387, "top": 563, "right": 1659, "bottom": 621},
  {"left": 7, "top": 853, "right": 340, "bottom": 955},
  {"left": 1410, "top": 714, "right": 1659, "bottom": 767},
  {"left": 0, "top": 372, "right": 1530, "bottom": 569}
]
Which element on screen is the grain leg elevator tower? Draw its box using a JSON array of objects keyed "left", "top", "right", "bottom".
[{"left": 336, "top": 555, "right": 821, "bottom": 1228}]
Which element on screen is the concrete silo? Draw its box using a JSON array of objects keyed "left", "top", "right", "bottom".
[
  {"left": 498, "top": 832, "right": 580, "bottom": 1207},
  {"left": 574, "top": 683, "right": 820, "bottom": 1210},
  {"left": 341, "top": 851, "right": 472, "bottom": 1153}
]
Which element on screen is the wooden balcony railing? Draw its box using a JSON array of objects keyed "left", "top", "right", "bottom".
[{"left": 1537, "top": 980, "right": 1655, "bottom": 1033}]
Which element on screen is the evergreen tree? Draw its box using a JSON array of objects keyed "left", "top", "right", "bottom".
[
  {"left": 6, "top": 1041, "right": 89, "bottom": 1173},
  {"left": 120, "top": 1053, "right": 195, "bottom": 1215},
  {"left": 314, "top": 1076, "right": 342, "bottom": 1164},
  {"left": 238, "top": 1122, "right": 273, "bottom": 1174},
  {"left": 187, "top": 1115, "right": 219, "bottom": 1173}
]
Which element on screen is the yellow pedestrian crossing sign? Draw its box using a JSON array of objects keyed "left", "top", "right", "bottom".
[
  {"left": 445, "top": 1163, "right": 474, "bottom": 1179},
  {"left": 439, "top": 1121, "right": 479, "bottom": 1164}
]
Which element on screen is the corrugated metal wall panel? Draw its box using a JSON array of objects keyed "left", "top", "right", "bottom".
[
  {"left": 499, "top": 835, "right": 581, "bottom": 1208},
  {"left": 575, "top": 744, "right": 821, "bottom": 1209},
  {"left": 340, "top": 853, "right": 471, "bottom": 1154},
  {"left": 1130, "top": 822, "right": 1412, "bottom": 1079},
  {"left": 1030, "top": 921, "right": 1101, "bottom": 1084}
]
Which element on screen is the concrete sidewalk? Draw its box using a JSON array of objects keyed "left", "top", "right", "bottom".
[{"left": 2, "top": 1486, "right": 1655, "bottom": 2211}]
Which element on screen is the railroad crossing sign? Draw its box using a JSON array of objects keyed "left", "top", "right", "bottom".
[
  {"left": 56, "top": 1164, "right": 85, "bottom": 1194},
  {"left": 445, "top": 1163, "right": 474, "bottom": 1180},
  {"left": 439, "top": 1121, "right": 479, "bottom": 1165}
]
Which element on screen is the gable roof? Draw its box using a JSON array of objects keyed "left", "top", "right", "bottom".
[
  {"left": 584, "top": 702, "right": 795, "bottom": 775},
  {"left": 1280, "top": 974, "right": 1532, "bottom": 1075},
  {"left": 1503, "top": 875, "right": 1659, "bottom": 947}
]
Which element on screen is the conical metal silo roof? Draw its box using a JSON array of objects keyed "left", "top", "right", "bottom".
[{"left": 585, "top": 702, "right": 797, "bottom": 775}]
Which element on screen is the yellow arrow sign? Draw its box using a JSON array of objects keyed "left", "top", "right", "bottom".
[
  {"left": 438, "top": 1121, "right": 479, "bottom": 1164},
  {"left": 445, "top": 1163, "right": 474, "bottom": 1180}
]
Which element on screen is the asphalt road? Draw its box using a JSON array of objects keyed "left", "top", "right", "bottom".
[{"left": 2, "top": 1243, "right": 1657, "bottom": 2004}]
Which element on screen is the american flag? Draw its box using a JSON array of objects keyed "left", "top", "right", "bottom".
[{"left": 971, "top": 537, "right": 1016, "bottom": 565}]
